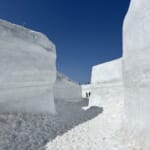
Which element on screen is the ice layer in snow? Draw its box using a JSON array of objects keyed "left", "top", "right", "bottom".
[
  {"left": 122, "top": 0, "right": 150, "bottom": 149},
  {"left": 0, "top": 19, "right": 56, "bottom": 114},
  {"left": 54, "top": 72, "right": 82, "bottom": 102}
]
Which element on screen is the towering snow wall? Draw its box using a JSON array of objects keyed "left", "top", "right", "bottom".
[
  {"left": 88, "top": 58, "right": 124, "bottom": 145},
  {"left": 0, "top": 19, "right": 56, "bottom": 114},
  {"left": 54, "top": 72, "right": 82, "bottom": 102},
  {"left": 123, "top": 0, "right": 150, "bottom": 149},
  {"left": 89, "top": 58, "right": 123, "bottom": 107}
]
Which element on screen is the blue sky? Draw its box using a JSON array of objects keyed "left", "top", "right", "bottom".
[{"left": 0, "top": 0, "right": 130, "bottom": 83}]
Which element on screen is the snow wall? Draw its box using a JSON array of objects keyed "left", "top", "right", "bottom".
[
  {"left": 123, "top": 0, "right": 150, "bottom": 149},
  {"left": 81, "top": 84, "right": 91, "bottom": 98},
  {"left": 54, "top": 72, "right": 82, "bottom": 102},
  {"left": 88, "top": 58, "right": 124, "bottom": 141},
  {"left": 89, "top": 58, "right": 123, "bottom": 107},
  {"left": 0, "top": 19, "right": 56, "bottom": 114}
]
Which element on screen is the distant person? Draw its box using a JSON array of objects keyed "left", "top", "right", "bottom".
[
  {"left": 86, "top": 92, "right": 88, "bottom": 99},
  {"left": 89, "top": 92, "right": 91, "bottom": 97}
]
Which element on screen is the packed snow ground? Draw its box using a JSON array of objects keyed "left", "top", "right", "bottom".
[
  {"left": 0, "top": 96, "right": 135, "bottom": 150},
  {"left": 45, "top": 89, "right": 127, "bottom": 150},
  {"left": 0, "top": 97, "right": 140, "bottom": 150},
  {"left": 0, "top": 99, "right": 101, "bottom": 150}
]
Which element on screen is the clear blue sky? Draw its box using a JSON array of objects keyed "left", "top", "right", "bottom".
[{"left": 0, "top": 0, "right": 130, "bottom": 83}]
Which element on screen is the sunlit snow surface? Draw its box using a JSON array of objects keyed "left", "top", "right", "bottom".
[
  {"left": 89, "top": 58, "right": 123, "bottom": 107},
  {"left": 122, "top": 0, "right": 150, "bottom": 149}
]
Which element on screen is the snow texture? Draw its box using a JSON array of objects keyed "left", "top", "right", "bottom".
[
  {"left": 54, "top": 72, "right": 82, "bottom": 102},
  {"left": 122, "top": 0, "right": 150, "bottom": 149},
  {"left": 45, "top": 96, "right": 124, "bottom": 150},
  {"left": 89, "top": 58, "right": 123, "bottom": 107},
  {"left": 0, "top": 19, "right": 56, "bottom": 114},
  {"left": 91, "top": 59, "right": 122, "bottom": 84},
  {"left": 0, "top": 99, "right": 102, "bottom": 150},
  {"left": 79, "top": 58, "right": 124, "bottom": 149}
]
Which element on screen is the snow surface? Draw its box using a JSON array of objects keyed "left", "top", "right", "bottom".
[
  {"left": 45, "top": 96, "right": 124, "bottom": 150},
  {"left": 0, "top": 99, "right": 102, "bottom": 150},
  {"left": 91, "top": 58, "right": 122, "bottom": 84},
  {"left": 89, "top": 58, "right": 123, "bottom": 107},
  {"left": 77, "top": 58, "right": 124, "bottom": 150},
  {"left": 122, "top": 0, "right": 150, "bottom": 149},
  {"left": 0, "top": 19, "right": 56, "bottom": 114},
  {"left": 54, "top": 72, "right": 82, "bottom": 102}
]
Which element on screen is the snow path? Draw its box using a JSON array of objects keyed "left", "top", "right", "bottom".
[
  {"left": 0, "top": 99, "right": 101, "bottom": 150},
  {"left": 0, "top": 97, "right": 134, "bottom": 150},
  {"left": 45, "top": 97, "right": 126, "bottom": 150}
]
